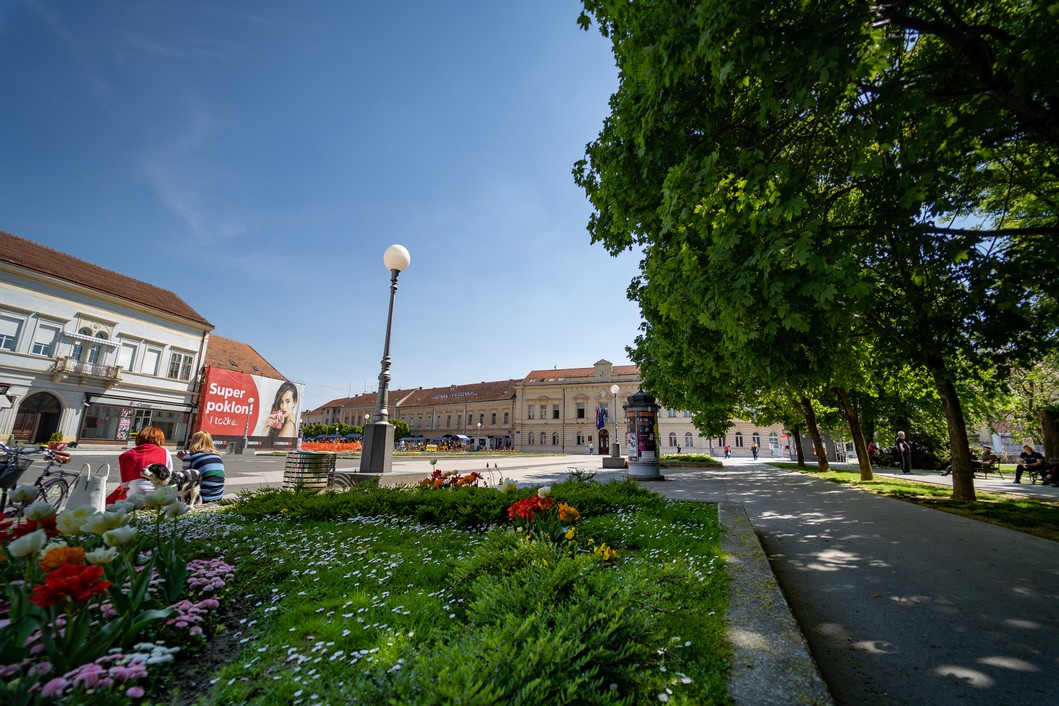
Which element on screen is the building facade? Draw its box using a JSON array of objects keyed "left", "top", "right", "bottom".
[
  {"left": 0, "top": 230, "right": 212, "bottom": 446},
  {"left": 304, "top": 359, "right": 787, "bottom": 457}
]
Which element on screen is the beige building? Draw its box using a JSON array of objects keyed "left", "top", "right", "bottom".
[{"left": 304, "top": 359, "right": 786, "bottom": 457}]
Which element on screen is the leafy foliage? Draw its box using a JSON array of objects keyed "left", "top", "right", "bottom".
[{"left": 575, "top": 0, "right": 1059, "bottom": 500}]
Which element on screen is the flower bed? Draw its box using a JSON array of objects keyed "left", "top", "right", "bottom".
[
  {"left": 0, "top": 486, "right": 233, "bottom": 704},
  {"left": 3, "top": 475, "right": 731, "bottom": 703}
]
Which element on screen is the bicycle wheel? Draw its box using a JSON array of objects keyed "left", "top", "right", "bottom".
[{"left": 37, "top": 477, "right": 70, "bottom": 512}]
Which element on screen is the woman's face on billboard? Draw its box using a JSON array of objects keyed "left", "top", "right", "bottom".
[{"left": 278, "top": 390, "right": 296, "bottom": 414}]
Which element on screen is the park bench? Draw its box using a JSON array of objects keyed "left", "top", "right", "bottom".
[{"left": 972, "top": 454, "right": 1004, "bottom": 480}]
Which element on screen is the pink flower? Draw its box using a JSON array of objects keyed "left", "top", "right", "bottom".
[
  {"left": 40, "top": 677, "right": 69, "bottom": 698},
  {"left": 127, "top": 686, "right": 145, "bottom": 698}
]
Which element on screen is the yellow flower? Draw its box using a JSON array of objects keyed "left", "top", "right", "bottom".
[
  {"left": 565, "top": 527, "right": 576, "bottom": 541},
  {"left": 39, "top": 545, "right": 86, "bottom": 572},
  {"left": 594, "top": 543, "right": 620, "bottom": 562}
]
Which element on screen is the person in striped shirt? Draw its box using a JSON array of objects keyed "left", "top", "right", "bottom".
[{"left": 178, "top": 431, "right": 226, "bottom": 503}]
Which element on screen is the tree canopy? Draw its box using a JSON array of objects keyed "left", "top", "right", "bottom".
[{"left": 576, "top": 0, "right": 1058, "bottom": 500}]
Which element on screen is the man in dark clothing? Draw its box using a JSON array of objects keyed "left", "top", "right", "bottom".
[
  {"left": 1014, "top": 444, "right": 1045, "bottom": 484},
  {"left": 896, "top": 431, "right": 911, "bottom": 474}
]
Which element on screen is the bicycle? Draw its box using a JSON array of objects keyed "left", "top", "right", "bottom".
[{"left": 1, "top": 442, "right": 79, "bottom": 516}]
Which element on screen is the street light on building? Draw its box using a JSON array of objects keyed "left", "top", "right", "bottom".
[
  {"left": 610, "top": 384, "right": 620, "bottom": 457},
  {"left": 360, "top": 244, "right": 411, "bottom": 475}
]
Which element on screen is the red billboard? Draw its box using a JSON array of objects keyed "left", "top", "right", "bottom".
[{"left": 197, "top": 368, "right": 304, "bottom": 450}]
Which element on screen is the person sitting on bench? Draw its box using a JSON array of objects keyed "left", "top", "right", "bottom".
[{"left": 1014, "top": 444, "right": 1045, "bottom": 484}]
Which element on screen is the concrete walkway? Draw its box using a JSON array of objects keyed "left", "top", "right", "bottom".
[{"left": 656, "top": 459, "right": 1059, "bottom": 706}]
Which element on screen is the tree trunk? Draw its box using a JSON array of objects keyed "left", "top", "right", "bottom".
[
  {"left": 794, "top": 394, "right": 830, "bottom": 472},
  {"left": 928, "top": 359, "right": 976, "bottom": 501},
  {"left": 1039, "top": 409, "right": 1059, "bottom": 460},
  {"left": 792, "top": 423, "right": 806, "bottom": 467},
  {"left": 834, "top": 386, "right": 873, "bottom": 481}
]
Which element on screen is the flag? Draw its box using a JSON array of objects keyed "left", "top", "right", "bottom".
[{"left": 596, "top": 406, "right": 606, "bottom": 430}]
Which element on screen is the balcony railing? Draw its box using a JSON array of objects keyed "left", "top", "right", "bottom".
[{"left": 51, "top": 356, "right": 122, "bottom": 386}]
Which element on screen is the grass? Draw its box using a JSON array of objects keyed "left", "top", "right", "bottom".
[
  {"left": 662, "top": 453, "right": 722, "bottom": 467},
  {"left": 171, "top": 477, "right": 731, "bottom": 704},
  {"left": 770, "top": 462, "right": 1059, "bottom": 543}
]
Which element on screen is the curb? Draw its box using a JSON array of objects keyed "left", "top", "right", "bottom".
[{"left": 719, "top": 501, "right": 832, "bottom": 705}]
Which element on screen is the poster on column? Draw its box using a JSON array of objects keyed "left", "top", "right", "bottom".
[{"left": 197, "top": 368, "right": 305, "bottom": 450}]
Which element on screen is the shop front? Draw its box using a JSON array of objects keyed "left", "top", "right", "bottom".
[{"left": 78, "top": 396, "right": 194, "bottom": 446}]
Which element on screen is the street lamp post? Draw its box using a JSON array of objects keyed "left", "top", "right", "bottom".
[
  {"left": 609, "top": 385, "right": 620, "bottom": 457},
  {"left": 477, "top": 421, "right": 482, "bottom": 450},
  {"left": 240, "top": 397, "right": 255, "bottom": 455},
  {"left": 360, "top": 244, "right": 411, "bottom": 475}
]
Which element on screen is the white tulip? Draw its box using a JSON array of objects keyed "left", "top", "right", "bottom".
[
  {"left": 9, "top": 485, "right": 40, "bottom": 504},
  {"left": 102, "top": 526, "right": 137, "bottom": 547},
  {"left": 164, "top": 501, "right": 188, "bottom": 518},
  {"left": 23, "top": 501, "right": 57, "bottom": 522},
  {"left": 537, "top": 485, "right": 552, "bottom": 499},
  {"left": 56, "top": 506, "right": 99, "bottom": 535},
  {"left": 144, "top": 486, "right": 178, "bottom": 508},
  {"left": 7, "top": 529, "right": 47, "bottom": 558},
  {"left": 85, "top": 546, "right": 119, "bottom": 565}
]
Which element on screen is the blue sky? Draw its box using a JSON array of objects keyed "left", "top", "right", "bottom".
[{"left": 0, "top": 1, "right": 642, "bottom": 411}]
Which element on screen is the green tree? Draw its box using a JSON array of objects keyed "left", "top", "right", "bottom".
[
  {"left": 390, "top": 417, "right": 411, "bottom": 444},
  {"left": 576, "top": 0, "right": 1058, "bottom": 500}
]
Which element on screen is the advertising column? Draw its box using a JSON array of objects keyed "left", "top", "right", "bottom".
[{"left": 623, "top": 389, "right": 664, "bottom": 481}]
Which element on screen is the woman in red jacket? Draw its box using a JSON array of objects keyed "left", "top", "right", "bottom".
[{"left": 118, "top": 426, "right": 172, "bottom": 496}]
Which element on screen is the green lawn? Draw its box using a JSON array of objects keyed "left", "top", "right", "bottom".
[
  {"left": 173, "top": 477, "right": 732, "bottom": 704},
  {"left": 770, "top": 462, "right": 1059, "bottom": 543}
]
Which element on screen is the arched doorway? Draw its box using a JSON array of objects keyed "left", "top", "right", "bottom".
[
  {"left": 12, "top": 392, "right": 62, "bottom": 443},
  {"left": 598, "top": 429, "right": 609, "bottom": 454}
]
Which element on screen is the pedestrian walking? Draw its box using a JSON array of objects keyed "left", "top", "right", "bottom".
[
  {"left": 723, "top": 444, "right": 731, "bottom": 459},
  {"left": 751, "top": 442, "right": 759, "bottom": 460},
  {"left": 895, "top": 431, "right": 911, "bottom": 474}
]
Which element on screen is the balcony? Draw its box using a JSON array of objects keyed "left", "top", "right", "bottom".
[{"left": 51, "top": 356, "right": 122, "bottom": 387}]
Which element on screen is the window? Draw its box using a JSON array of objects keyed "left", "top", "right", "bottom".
[
  {"left": 667, "top": 408, "right": 676, "bottom": 418},
  {"left": 668, "top": 432, "right": 677, "bottom": 446},
  {"left": 167, "top": 351, "right": 194, "bottom": 380},
  {"left": 479, "top": 413, "right": 484, "bottom": 426},
  {"left": 576, "top": 403, "right": 586, "bottom": 419},
  {"left": 417, "top": 414, "right": 423, "bottom": 427},
  {"left": 446, "top": 415, "right": 451, "bottom": 428},
  {"left": 490, "top": 411, "right": 496, "bottom": 425},
  {"left": 528, "top": 433, "right": 535, "bottom": 445},
  {"left": 735, "top": 432, "right": 744, "bottom": 447},
  {"left": 552, "top": 432, "right": 559, "bottom": 446},
  {"left": 683, "top": 410, "right": 692, "bottom": 417},
  {"left": 769, "top": 432, "right": 778, "bottom": 448},
  {"left": 503, "top": 411, "right": 509, "bottom": 425},
  {"left": 539, "top": 404, "right": 546, "bottom": 420},
  {"left": 87, "top": 332, "right": 109, "bottom": 364},
  {"left": 551, "top": 405, "right": 559, "bottom": 419},
  {"left": 117, "top": 341, "right": 137, "bottom": 370},
  {"left": 31, "top": 322, "right": 60, "bottom": 356},
  {"left": 142, "top": 347, "right": 162, "bottom": 376},
  {"left": 527, "top": 406, "right": 535, "bottom": 420},
  {"left": 456, "top": 414, "right": 462, "bottom": 427},
  {"left": 752, "top": 432, "right": 761, "bottom": 447},
  {"left": 0, "top": 313, "right": 25, "bottom": 351},
  {"left": 685, "top": 432, "right": 694, "bottom": 448},
  {"left": 72, "top": 327, "right": 94, "bottom": 361},
  {"left": 539, "top": 432, "right": 546, "bottom": 445}
]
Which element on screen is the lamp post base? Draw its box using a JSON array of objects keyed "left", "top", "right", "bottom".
[{"left": 360, "top": 422, "right": 395, "bottom": 474}]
